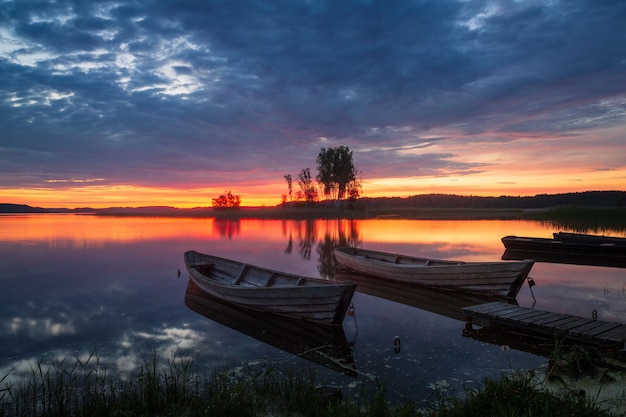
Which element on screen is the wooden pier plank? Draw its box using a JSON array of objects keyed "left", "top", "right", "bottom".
[
  {"left": 462, "top": 302, "right": 625, "bottom": 348},
  {"left": 554, "top": 317, "right": 595, "bottom": 332},
  {"left": 496, "top": 309, "right": 547, "bottom": 320},
  {"left": 569, "top": 320, "right": 619, "bottom": 335},
  {"left": 530, "top": 313, "right": 573, "bottom": 326},
  {"left": 538, "top": 316, "right": 588, "bottom": 329},
  {"left": 505, "top": 311, "right": 553, "bottom": 323},
  {"left": 580, "top": 322, "right": 623, "bottom": 337},
  {"left": 596, "top": 325, "right": 626, "bottom": 342},
  {"left": 513, "top": 311, "right": 555, "bottom": 324},
  {"left": 469, "top": 301, "right": 518, "bottom": 314}
]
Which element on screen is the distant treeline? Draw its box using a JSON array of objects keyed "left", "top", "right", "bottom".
[
  {"left": 1, "top": 191, "right": 625, "bottom": 214},
  {"left": 0, "top": 204, "right": 83, "bottom": 214},
  {"left": 358, "top": 191, "right": 626, "bottom": 209}
]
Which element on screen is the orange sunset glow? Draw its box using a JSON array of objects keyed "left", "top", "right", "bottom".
[{"left": 2, "top": 165, "right": 624, "bottom": 209}]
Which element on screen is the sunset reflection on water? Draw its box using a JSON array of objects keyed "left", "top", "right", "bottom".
[
  {"left": 1, "top": 214, "right": 625, "bottom": 402},
  {"left": 0, "top": 215, "right": 554, "bottom": 246}
]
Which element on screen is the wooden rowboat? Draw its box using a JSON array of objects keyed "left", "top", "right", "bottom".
[
  {"left": 502, "top": 233, "right": 626, "bottom": 259},
  {"left": 333, "top": 247, "right": 534, "bottom": 298},
  {"left": 553, "top": 231, "right": 626, "bottom": 245},
  {"left": 184, "top": 280, "right": 357, "bottom": 376},
  {"left": 184, "top": 251, "right": 356, "bottom": 325}
]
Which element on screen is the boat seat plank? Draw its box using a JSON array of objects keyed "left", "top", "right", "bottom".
[{"left": 265, "top": 273, "right": 278, "bottom": 287}]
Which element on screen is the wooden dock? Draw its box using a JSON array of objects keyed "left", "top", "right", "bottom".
[{"left": 462, "top": 301, "right": 626, "bottom": 349}]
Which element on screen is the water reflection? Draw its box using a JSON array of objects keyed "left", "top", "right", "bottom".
[
  {"left": 214, "top": 218, "right": 240, "bottom": 239},
  {"left": 2, "top": 215, "right": 626, "bottom": 402},
  {"left": 317, "top": 220, "right": 362, "bottom": 278},
  {"left": 335, "top": 270, "right": 517, "bottom": 321},
  {"left": 184, "top": 280, "right": 357, "bottom": 377},
  {"left": 281, "top": 219, "right": 362, "bottom": 277}
]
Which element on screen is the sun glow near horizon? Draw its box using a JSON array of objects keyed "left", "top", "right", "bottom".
[{"left": 2, "top": 165, "right": 625, "bottom": 209}]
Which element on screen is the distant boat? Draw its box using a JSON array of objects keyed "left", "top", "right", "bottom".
[
  {"left": 184, "top": 250, "right": 356, "bottom": 325},
  {"left": 333, "top": 247, "right": 534, "bottom": 298},
  {"left": 501, "top": 232, "right": 626, "bottom": 261},
  {"left": 553, "top": 231, "right": 626, "bottom": 245},
  {"left": 184, "top": 280, "right": 357, "bottom": 376}
]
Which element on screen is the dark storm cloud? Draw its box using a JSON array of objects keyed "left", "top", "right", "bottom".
[{"left": 1, "top": 0, "right": 625, "bottom": 189}]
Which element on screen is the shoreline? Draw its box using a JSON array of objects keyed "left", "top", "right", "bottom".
[{"left": 95, "top": 206, "right": 531, "bottom": 220}]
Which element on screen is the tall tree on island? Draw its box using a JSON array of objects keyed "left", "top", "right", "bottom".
[{"left": 316, "top": 146, "right": 359, "bottom": 202}]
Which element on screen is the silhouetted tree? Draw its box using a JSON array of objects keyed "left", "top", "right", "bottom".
[
  {"left": 212, "top": 191, "right": 241, "bottom": 209},
  {"left": 296, "top": 168, "right": 318, "bottom": 204},
  {"left": 284, "top": 174, "right": 293, "bottom": 203},
  {"left": 316, "top": 146, "right": 359, "bottom": 202}
]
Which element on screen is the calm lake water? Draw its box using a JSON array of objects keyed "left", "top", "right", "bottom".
[{"left": 1, "top": 214, "right": 625, "bottom": 403}]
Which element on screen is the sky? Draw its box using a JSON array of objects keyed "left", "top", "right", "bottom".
[{"left": 1, "top": 0, "right": 625, "bottom": 208}]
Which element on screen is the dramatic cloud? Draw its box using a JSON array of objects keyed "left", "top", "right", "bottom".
[{"left": 1, "top": 0, "right": 625, "bottom": 205}]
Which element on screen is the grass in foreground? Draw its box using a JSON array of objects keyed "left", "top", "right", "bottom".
[
  {"left": 1, "top": 350, "right": 624, "bottom": 417},
  {"left": 434, "top": 373, "right": 622, "bottom": 417}
]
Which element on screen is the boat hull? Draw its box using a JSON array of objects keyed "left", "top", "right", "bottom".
[
  {"left": 184, "top": 250, "right": 356, "bottom": 325},
  {"left": 333, "top": 247, "right": 533, "bottom": 298},
  {"left": 502, "top": 235, "right": 626, "bottom": 258},
  {"left": 553, "top": 231, "right": 626, "bottom": 245}
]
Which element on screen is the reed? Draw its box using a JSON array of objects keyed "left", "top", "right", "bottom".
[
  {"left": 434, "top": 373, "right": 617, "bottom": 417},
  {"left": 0, "top": 350, "right": 623, "bottom": 417},
  {"left": 530, "top": 207, "right": 626, "bottom": 233}
]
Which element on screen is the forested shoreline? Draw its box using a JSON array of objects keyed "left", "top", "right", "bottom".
[{"left": 1, "top": 190, "right": 625, "bottom": 215}]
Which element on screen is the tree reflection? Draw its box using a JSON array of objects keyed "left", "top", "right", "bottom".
[
  {"left": 282, "top": 219, "right": 362, "bottom": 277},
  {"left": 214, "top": 219, "right": 240, "bottom": 239},
  {"left": 282, "top": 219, "right": 318, "bottom": 260},
  {"left": 298, "top": 220, "right": 317, "bottom": 260},
  {"left": 317, "top": 219, "right": 362, "bottom": 279},
  {"left": 284, "top": 233, "right": 293, "bottom": 254}
]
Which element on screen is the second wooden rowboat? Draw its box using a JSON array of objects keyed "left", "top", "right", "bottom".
[
  {"left": 184, "top": 250, "right": 356, "bottom": 325},
  {"left": 553, "top": 231, "right": 626, "bottom": 245},
  {"left": 333, "top": 247, "right": 534, "bottom": 298},
  {"left": 502, "top": 234, "right": 626, "bottom": 258}
]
